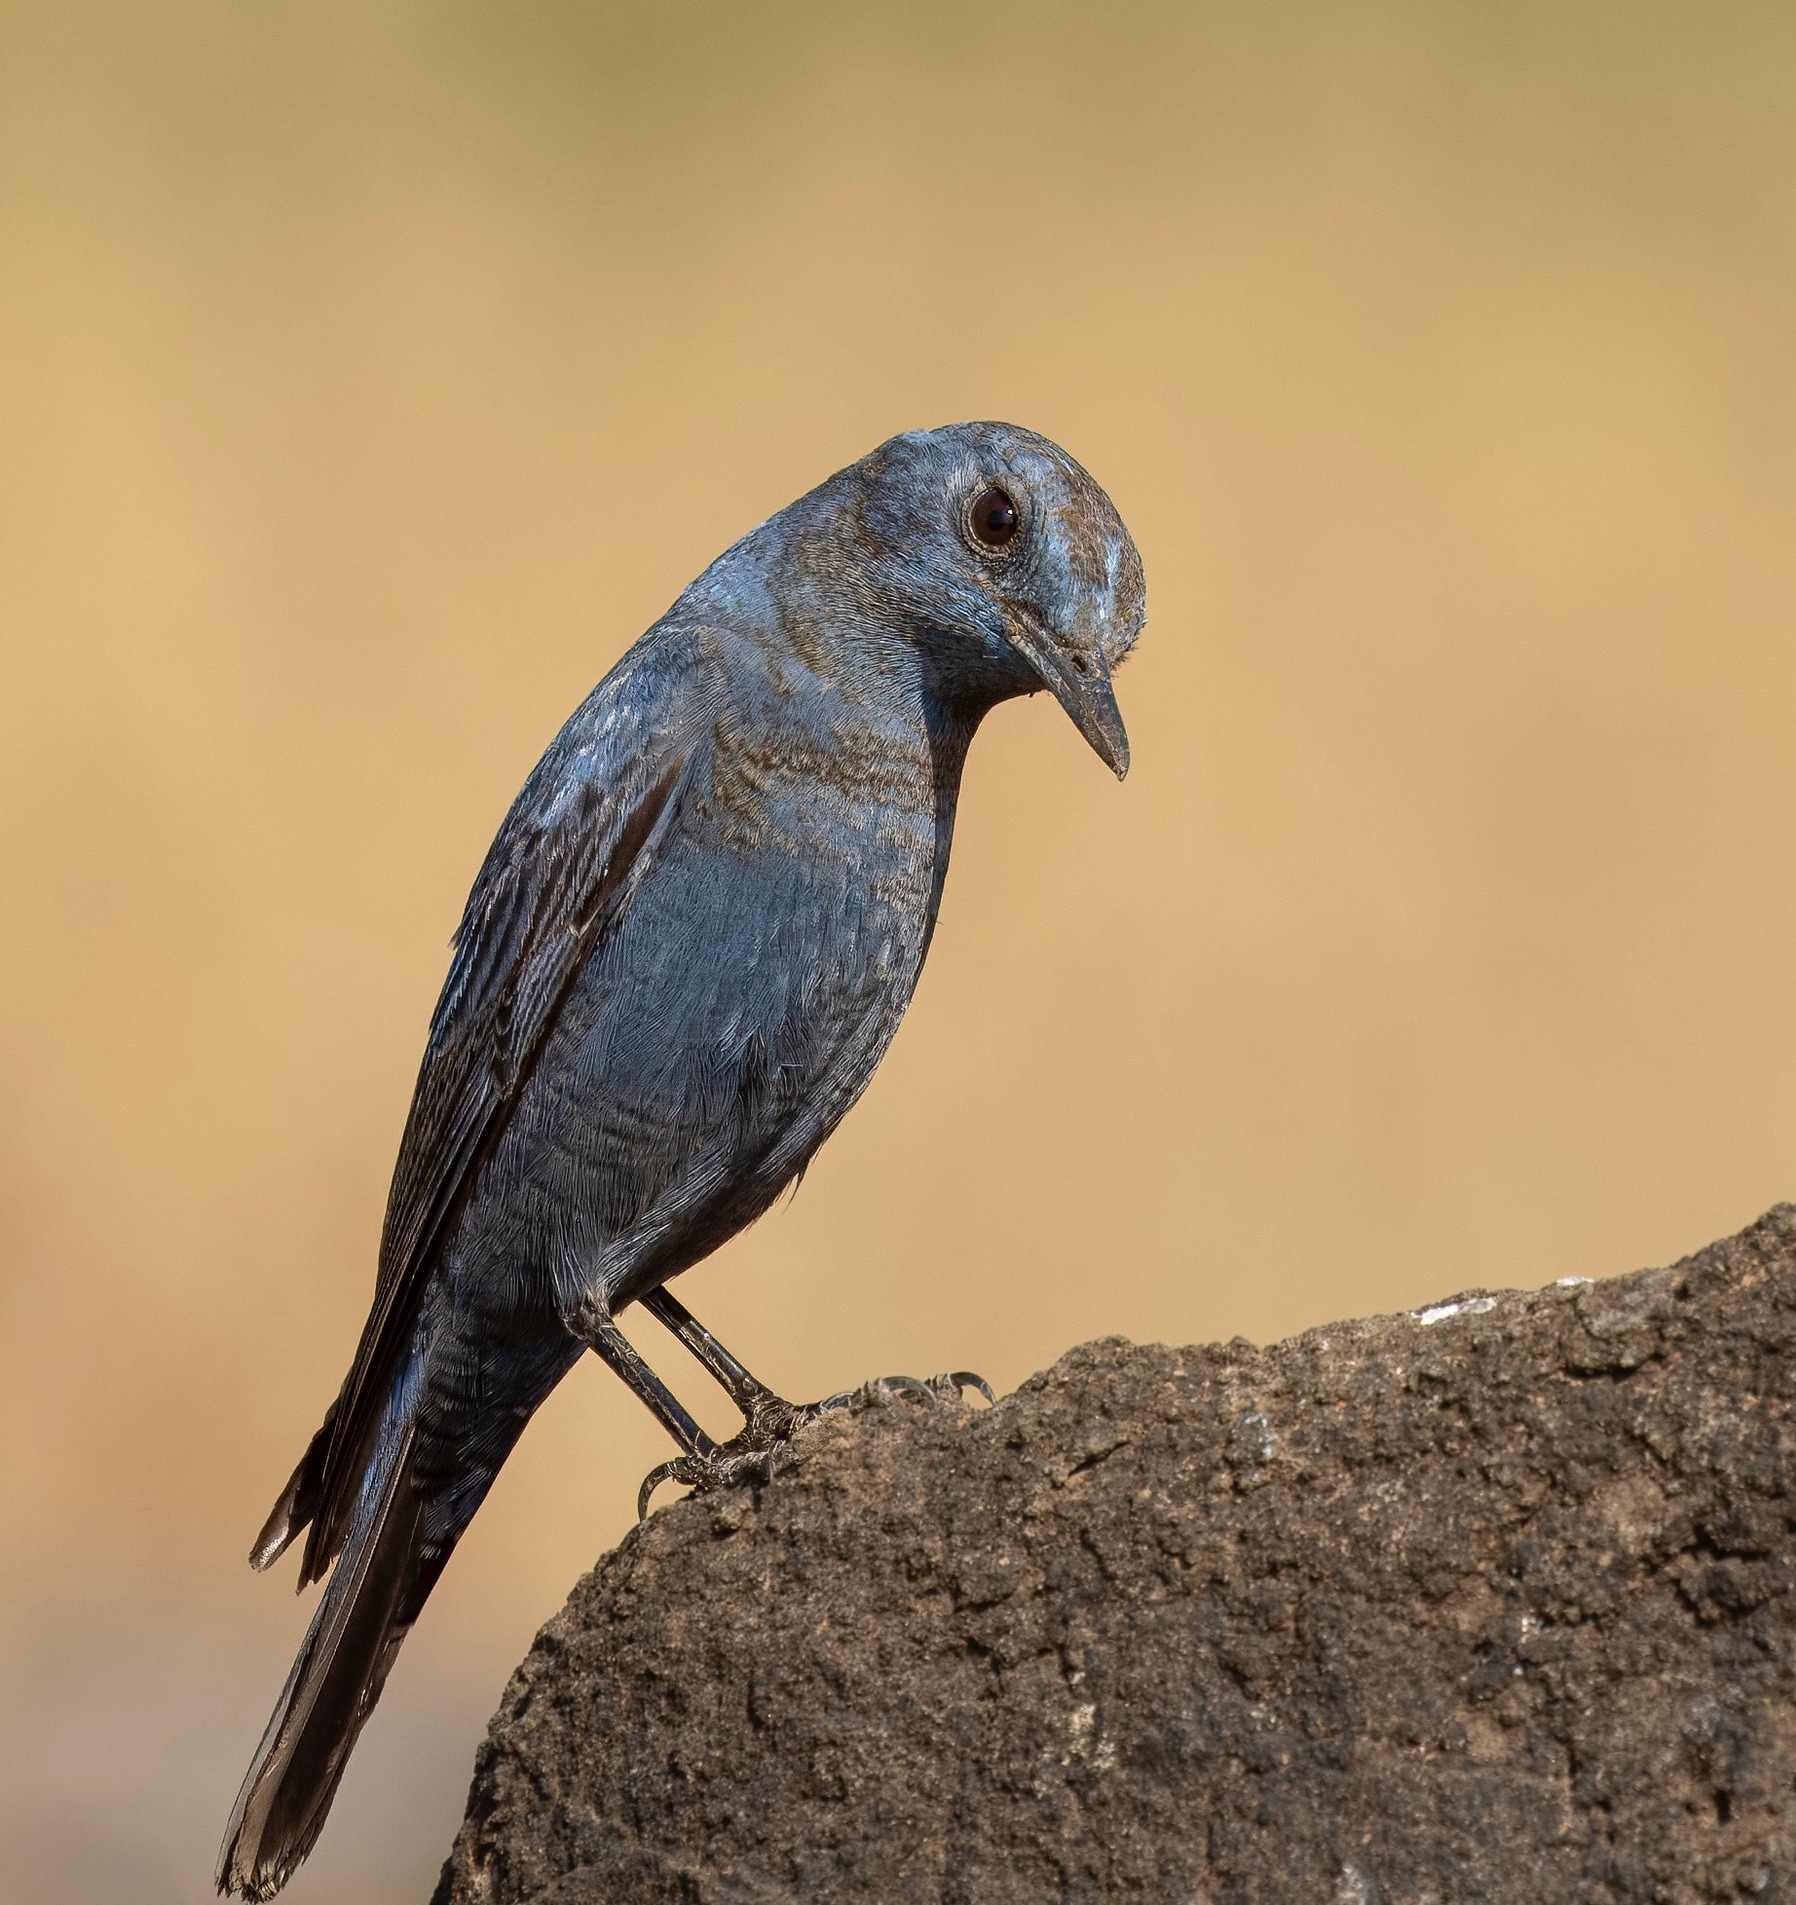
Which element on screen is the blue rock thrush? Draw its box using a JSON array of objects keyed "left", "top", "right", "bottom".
[{"left": 217, "top": 421, "right": 1146, "bottom": 1898}]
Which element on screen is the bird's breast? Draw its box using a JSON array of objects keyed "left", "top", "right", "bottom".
[
  {"left": 569, "top": 694, "right": 958, "bottom": 1128},
  {"left": 700, "top": 704, "right": 939, "bottom": 872},
  {"left": 446, "top": 689, "right": 970, "bottom": 1310}
]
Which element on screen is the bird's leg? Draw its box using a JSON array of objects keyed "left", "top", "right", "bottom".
[
  {"left": 578, "top": 1311, "right": 718, "bottom": 1463},
  {"left": 642, "top": 1286, "right": 993, "bottom": 1419},
  {"left": 640, "top": 1286, "right": 846, "bottom": 1447},
  {"left": 586, "top": 1287, "right": 996, "bottom": 1520},
  {"left": 635, "top": 1286, "right": 996, "bottom": 1514},
  {"left": 578, "top": 1308, "right": 758, "bottom": 1519}
]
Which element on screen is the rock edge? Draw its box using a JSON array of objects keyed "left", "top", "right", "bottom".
[{"left": 436, "top": 1206, "right": 1796, "bottom": 1905}]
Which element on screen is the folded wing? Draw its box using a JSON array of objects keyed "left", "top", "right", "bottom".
[{"left": 253, "top": 634, "right": 707, "bottom": 1587}]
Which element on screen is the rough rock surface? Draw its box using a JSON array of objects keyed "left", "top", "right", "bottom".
[{"left": 435, "top": 1208, "right": 1796, "bottom": 1905}]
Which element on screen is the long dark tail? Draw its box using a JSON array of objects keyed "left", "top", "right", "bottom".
[{"left": 217, "top": 1411, "right": 445, "bottom": 1901}]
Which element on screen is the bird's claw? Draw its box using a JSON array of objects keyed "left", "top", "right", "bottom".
[
  {"left": 931, "top": 1369, "right": 996, "bottom": 1404},
  {"left": 636, "top": 1397, "right": 833, "bottom": 1521},
  {"left": 852, "top": 1368, "right": 995, "bottom": 1407},
  {"left": 634, "top": 1370, "right": 994, "bottom": 1520},
  {"left": 637, "top": 1445, "right": 779, "bottom": 1522}
]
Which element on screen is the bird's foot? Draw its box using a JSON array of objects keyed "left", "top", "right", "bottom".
[
  {"left": 634, "top": 1391, "right": 839, "bottom": 1520},
  {"left": 635, "top": 1445, "right": 777, "bottom": 1521},
  {"left": 861, "top": 1369, "right": 996, "bottom": 1409},
  {"left": 635, "top": 1370, "right": 994, "bottom": 1519}
]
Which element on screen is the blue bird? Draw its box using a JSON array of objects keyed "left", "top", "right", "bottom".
[{"left": 218, "top": 421, "right": 1145, "bottom": 1899}]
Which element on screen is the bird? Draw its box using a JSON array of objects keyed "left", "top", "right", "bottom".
[{"left": 217, "top": 420, "right": 1146, "bottom": 1900}]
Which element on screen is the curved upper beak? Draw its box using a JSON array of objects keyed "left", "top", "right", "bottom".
[{"left": 1007, "top": 613, "right": 1131, "bottom": 779}]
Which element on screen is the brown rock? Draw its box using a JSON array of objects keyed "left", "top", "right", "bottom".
[{"left": 434, "top": 1207, "right": 1796, "bottom": 1904}]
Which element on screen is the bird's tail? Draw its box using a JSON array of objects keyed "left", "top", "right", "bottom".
[{"left": 217, "top": 1401, "right": 446, "bottom": 1901}]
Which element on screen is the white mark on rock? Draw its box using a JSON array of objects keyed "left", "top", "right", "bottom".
[
  {"left": 1416, "top": 1297, "right": 1496, "bottom": 1327},
  {"left": 1231, "top": 1411, "right": 1278, "bottom": 1463},
  {"left": 1335, "top": 1864, "right": 1376, "bottom": 1905}
]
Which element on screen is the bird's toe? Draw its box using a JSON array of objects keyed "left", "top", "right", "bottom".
[
  {"left": 635, "top": 1373, "right": 993, "bottom": 1519},
  {"left": 861, "top": 1370, "right": 995, "bottom": 1407},
  {"left": 929, "top": 1369, "right": 996, "bottom": 1405},
  {"left": 636, "top": 1445, "right": 781, "bottom": 1521}
]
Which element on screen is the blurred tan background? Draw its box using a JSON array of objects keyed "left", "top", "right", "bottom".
[{"left": 3, "top": 1, "right": 1795, "bottom": 1898}]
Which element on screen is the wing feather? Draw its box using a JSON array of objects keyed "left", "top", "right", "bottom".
[{"left": 294, "top": 639, "right": 706, "bottom": 1584}]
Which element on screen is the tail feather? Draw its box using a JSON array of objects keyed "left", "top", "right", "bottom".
[
  {"left": 248, "top": 1402, "right": 337, "bottom": 1574},
  {"left": 226, "top": 1325, "right": 578, "bottom": 1896},
  {"left": 218, "top": 1426, "right": 437, "bottom": 1900}
]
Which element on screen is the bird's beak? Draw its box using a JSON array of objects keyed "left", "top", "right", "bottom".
[{"left": 1008, "top": 613, "right": 1131, "bottom": 779}]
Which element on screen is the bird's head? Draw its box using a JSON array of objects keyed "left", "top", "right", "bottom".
[{"left": 832, "top": 421, "right": 1146, "bottom": 778}]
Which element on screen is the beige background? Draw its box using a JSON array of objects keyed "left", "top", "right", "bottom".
[{"left": 3, "top": 3, "right": 1795, "bottom": 1899}]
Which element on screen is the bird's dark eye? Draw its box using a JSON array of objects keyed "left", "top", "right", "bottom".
[{"left": 968, "top": 486, "right": 1020, "bottom": 550}]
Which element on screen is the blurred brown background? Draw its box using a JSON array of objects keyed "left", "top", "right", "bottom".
[{"left": 3, "top": 2, "right": 1795, "bottom": 1898}]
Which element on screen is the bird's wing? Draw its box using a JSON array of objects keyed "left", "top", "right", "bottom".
[{"left": 296, "top": 635, "right": 708, "bottom": 1584}]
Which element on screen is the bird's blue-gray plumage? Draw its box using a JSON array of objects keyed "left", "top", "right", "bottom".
[{"left": 219, "top": 421, "right": 1145, "bottom": 1899}]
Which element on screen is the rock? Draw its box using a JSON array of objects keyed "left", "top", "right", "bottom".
[{"left": 434, "top": 1207, "right": 1796, "bottom": 1905}]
